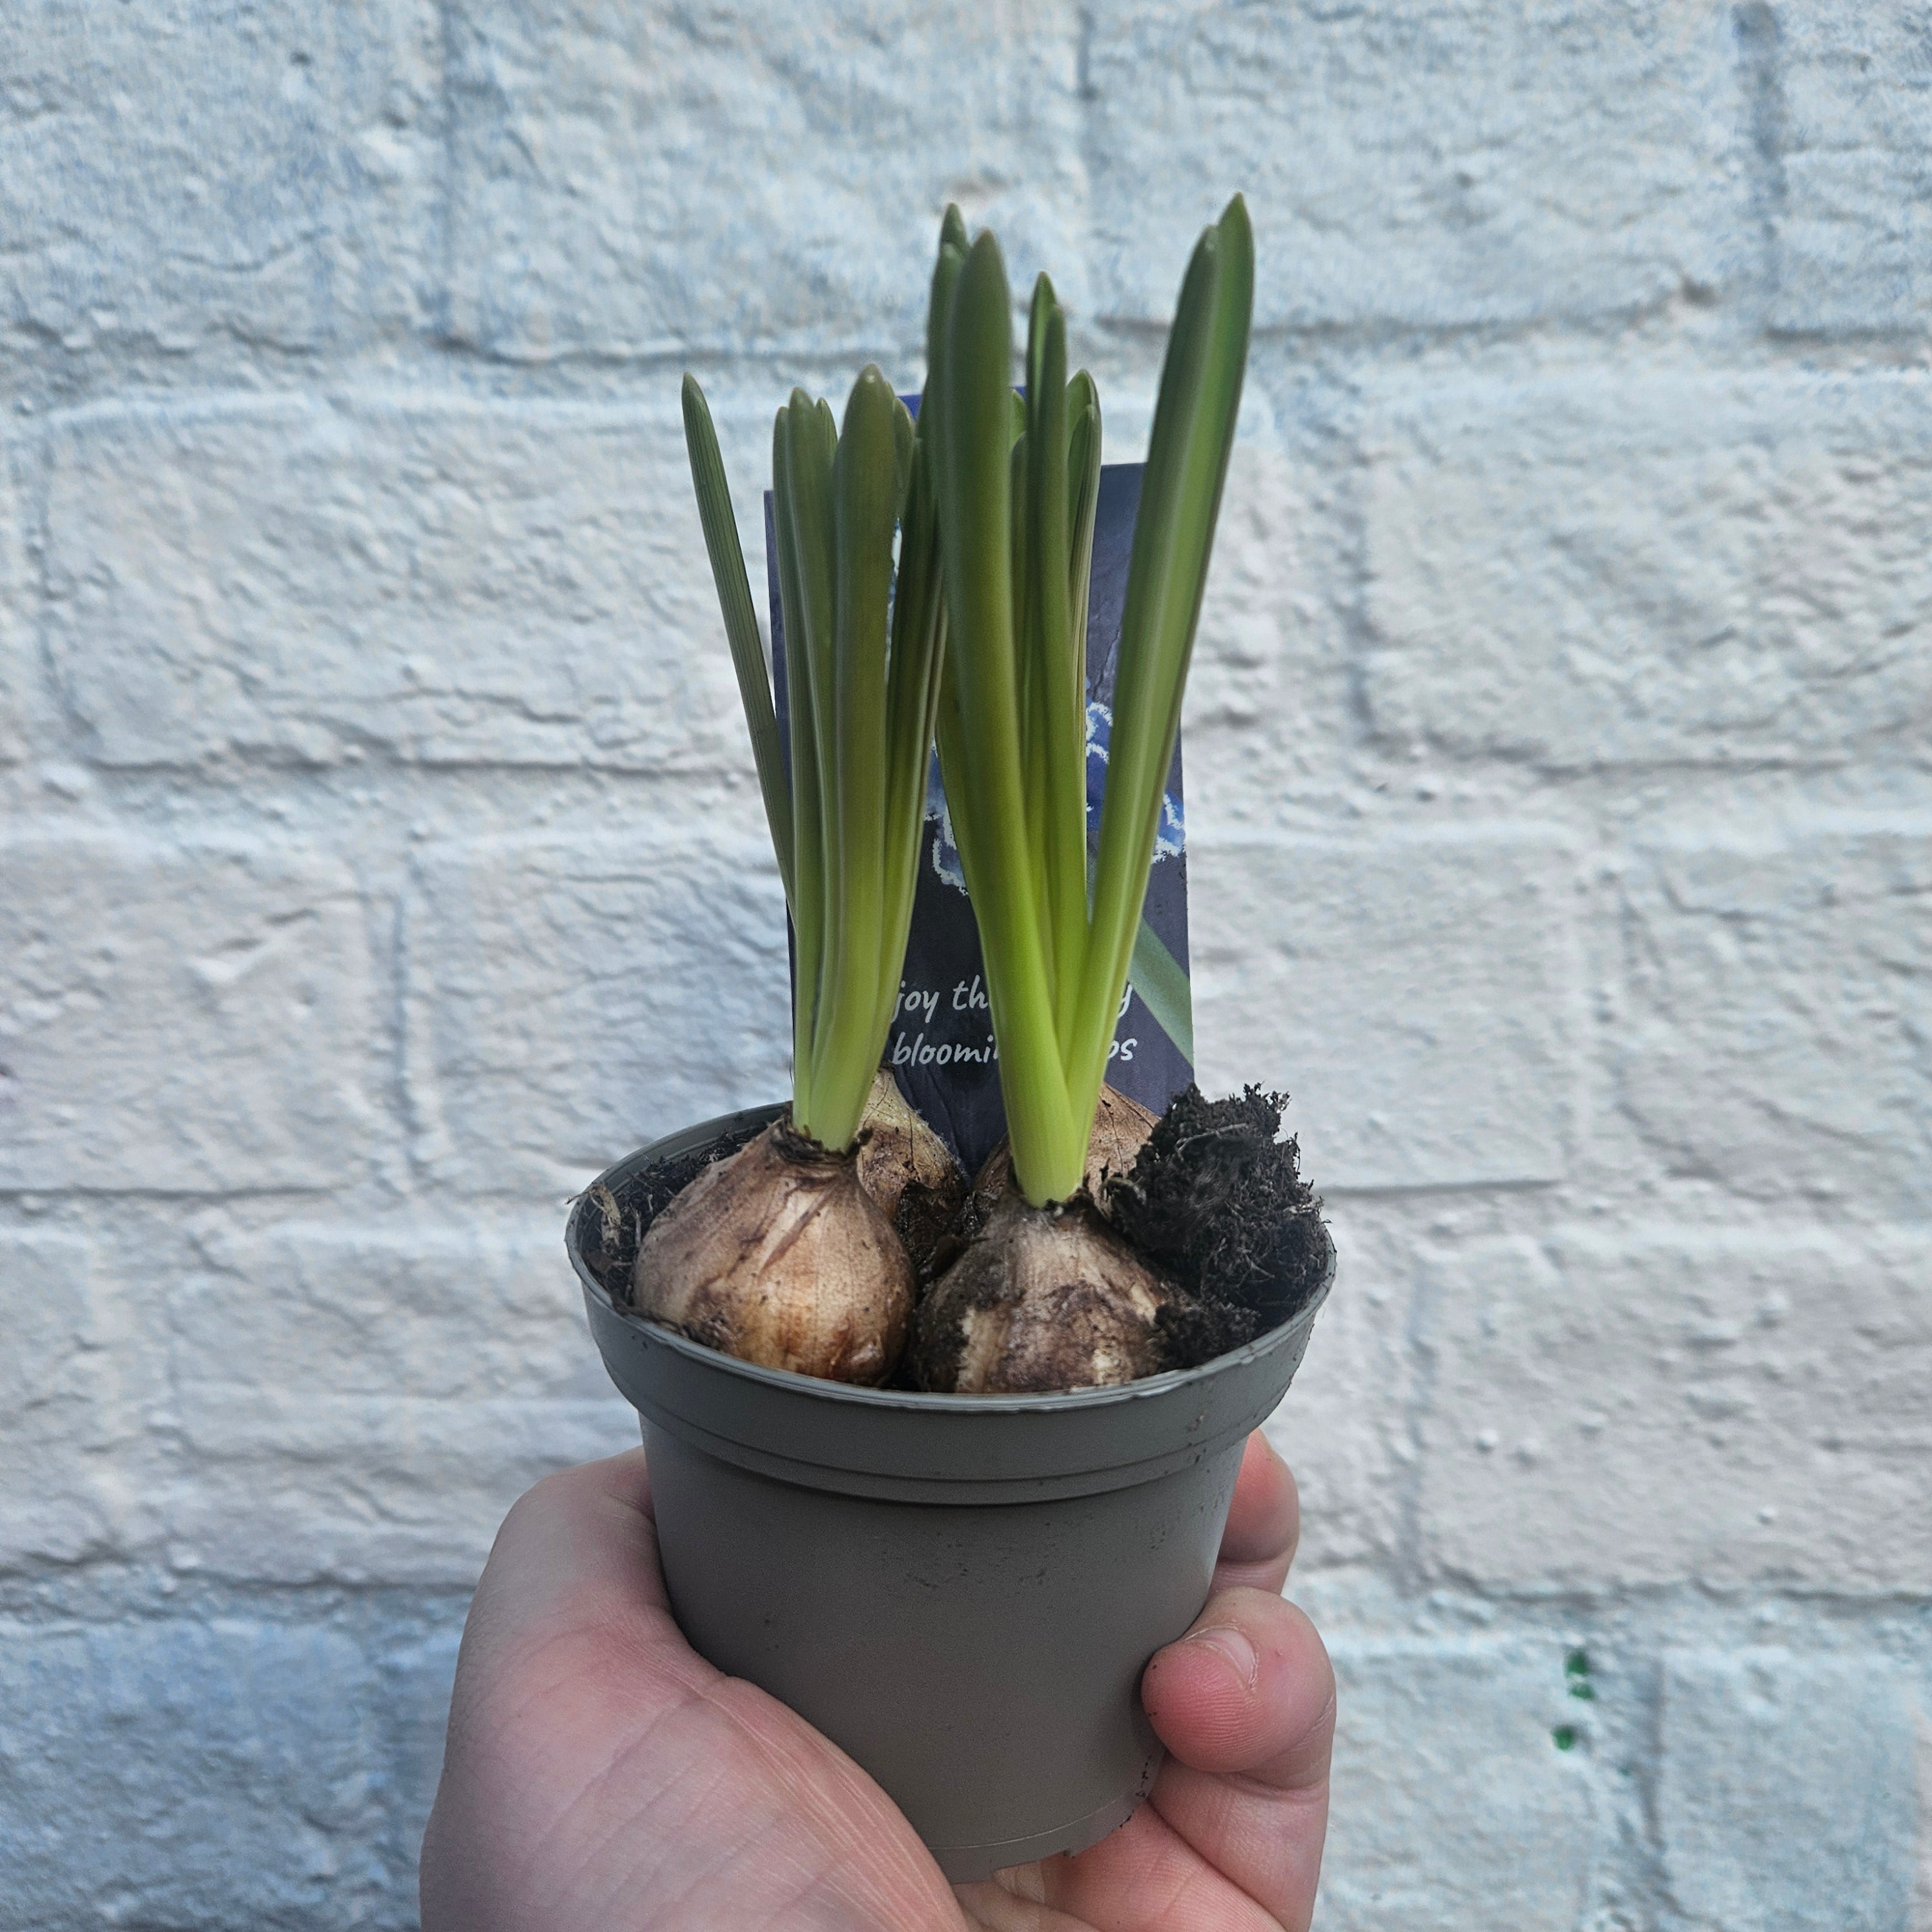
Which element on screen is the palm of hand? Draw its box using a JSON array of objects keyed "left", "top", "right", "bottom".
[{"left": 421, "top": 1437, "right": 1333, "bottom": 1931}]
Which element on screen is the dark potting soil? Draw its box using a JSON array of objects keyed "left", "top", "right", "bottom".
[{"left": 1107, "top": 1085, "right": 1329, "bottom": 1366}]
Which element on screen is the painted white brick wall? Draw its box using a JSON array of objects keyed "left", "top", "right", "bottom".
[
  {"left": 1360, "top": 373, "right": 1932, "bottom": 768},
  {"left": 1, "top": 4, "right": 1926, "bottom": 1927}
]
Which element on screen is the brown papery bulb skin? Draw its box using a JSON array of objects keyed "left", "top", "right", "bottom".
[
  {"left": 960, "top": 1083, "right": 1160, "bottom": 1228},
  {"left": 630, "top": 1118, "right": 912, "bottom": 1385},
  {"left": 1085, "top": 1084, "right": 1159, "bottom": 1206},
  {"left": 852, "top": 1069, "right": 966, "bottom": 1261},
  {"left": 910, "top": 1191, "right": 1171, "bottom": 1393}
]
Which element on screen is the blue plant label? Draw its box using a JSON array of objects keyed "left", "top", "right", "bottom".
[{"left": 767, "top": 458, "right": 1192, "bottom": 1177}]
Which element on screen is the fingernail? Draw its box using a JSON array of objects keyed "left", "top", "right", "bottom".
[{"left": 1186, "top": 1624, "right": 1259, "bottom": 1692}]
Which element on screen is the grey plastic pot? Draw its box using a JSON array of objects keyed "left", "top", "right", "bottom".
[{"left": 567, "top": 1104, "right": 1332, "bottom": 1883}]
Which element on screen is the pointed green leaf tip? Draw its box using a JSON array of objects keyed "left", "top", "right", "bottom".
[{"left": 681, "top": 373, "right": 794, "bottom": 910}]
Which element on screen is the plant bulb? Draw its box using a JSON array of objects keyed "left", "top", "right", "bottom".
[{"left": 632, "top": 1118, "right": 913, "bottom": 1384}]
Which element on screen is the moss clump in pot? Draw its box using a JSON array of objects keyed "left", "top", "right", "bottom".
[{"left": 620, "top": 196, "right": 1324, "bottom": 1395}]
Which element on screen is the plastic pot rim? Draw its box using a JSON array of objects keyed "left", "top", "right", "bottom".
[{"left": 568, "top": 1103, "right": 1334, "bottom": 1477}]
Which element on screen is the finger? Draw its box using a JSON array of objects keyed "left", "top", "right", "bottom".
[
  {"left": 1005, "top": 1588, "right": 1331, "bottom": 1932},
  {"left": 1213, "top": 1432, "right": 1300, "bottom": 1595},
  {"left": 488, "top": 1447, "right": 661, "bottom": 1607},
  {"left": 455, "top": 1449, "right": 689, "bottom": 1688},
  {"left": 1138, "top": 1587, "right": 1334, "bottom": 1929},
  {"left": 1142, "top": 1587, "right": 1333, "bottom": 1792}
]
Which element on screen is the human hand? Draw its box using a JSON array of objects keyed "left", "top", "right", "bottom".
[{"left": 420, "top": 1432, "right": 1333, "bottom": 1931}]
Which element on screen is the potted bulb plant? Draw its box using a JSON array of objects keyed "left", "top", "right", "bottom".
[{"left": 567, "top": 196, "right": 1331, "bottom": 1881}]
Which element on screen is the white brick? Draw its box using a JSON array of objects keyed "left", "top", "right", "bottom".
[
  {"left": 1661, "top": 1650, "right": 1922, "bottom": 1931},
  {"left": 1086, "top": 1, "right": 1745, "bottom": 330},
  {"left": 1321, "top": 1640, "right": 1594, "bottom": 1931},
  {"left": 1416, "top": 1228, "right": 1932, "bottom": 1590},
  {"left": 1361, "top": 373, "right": 1932, "bottom": 767},
  {"left": 0, "top": 1618, "right": 386, "bottom": 1929},
  {"left": 176, "top": 1219, "right": 602, "bottom": 1405},
  {"left": 168, "top": 1393, "right": 626, "bottom": 1587},
  {"left": 404, "top": 828, "right": 790, "bottom": 1195},
  {"left": 1152, "top": 425, "right": 1362, "bottom": 835},
  {"left": 0, "top": 447, "right": 27, "bottom": 764},
  {"left": 0, "top": 1231, "right": 120, "bottom": 1568},
  {"left": 163, "top": 1220, "right": 631, "bottom": 1582},
  {"left": 374, "top": 1623, "right": 463, "bottom": 1862},
  {"left": 1191, "top": 828, "right": 1579, "bottom": 1189},
  {"left": 0, "top": 834, "right": 378, "bottom": 1191},
  {"left": 1186, "top": 441, "right": 1319, "bottom": 737},
  {"left": 1618, "top": 825, "right": 1932, "bottom": 1214},
  {"left": 44, "top": 396, "right": 765, "bottom": 771},
  {"left": 0, "top": 1, "right": 437, "bottom": 361},
  {"left": 1767, "top": 6, "right": 1932, "bottom": 336},
  {"left": 445, "top": 0, "right": 1085, "bottom": 360},
  {"left": 1261, "top": 1217, "right": 1406, "bottom": 1570}
]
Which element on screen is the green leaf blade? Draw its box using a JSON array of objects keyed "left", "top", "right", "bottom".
[
  {"left": 808, "top": 365, "right": 901, "bottom": 1149},
  {"left": 681, "top": 375, "right": 794, "bottom": 912},
  {"left": 771, "top": 406, "right": 825, "bottom": 1126},
  {"left": 1075, "top": 196, "right": 1253, "bottom": 1107}
]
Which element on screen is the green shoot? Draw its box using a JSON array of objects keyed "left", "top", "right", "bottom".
[
  {"left": 684, "top": 357, "right": 948, "bottom": 1154},
  {"left": 681, "top": 378, "right": 794, "bottom": 909},
  {"left": 929, "top": 196, "right": 1253, "bottom": 1205}
]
